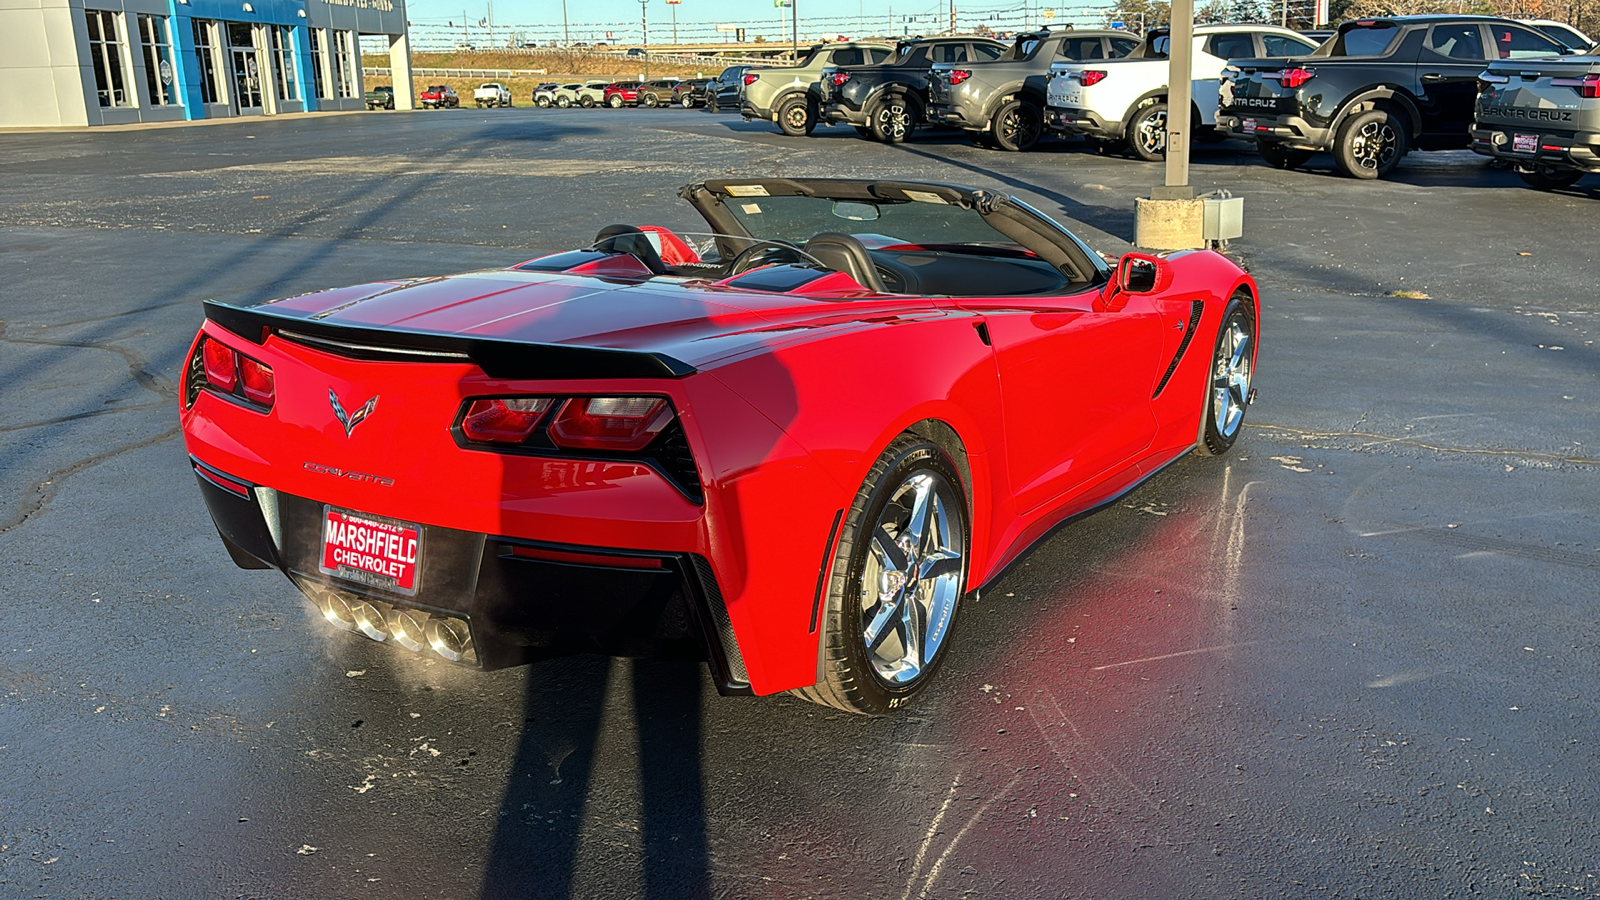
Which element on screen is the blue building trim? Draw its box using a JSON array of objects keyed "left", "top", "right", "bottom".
[
  {"left": 296, "top": 26, "right": 319, "bottom": 111},
  {"left": 159, "top": 2, "right": 314, "bottom": 120}
]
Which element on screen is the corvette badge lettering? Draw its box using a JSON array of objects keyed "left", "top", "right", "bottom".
[
  {"left": 303, "top": 461, "right": 395, "bottom": 486},
  {"left": 330, "top": 390, "right": 378, "bottom": 437}
]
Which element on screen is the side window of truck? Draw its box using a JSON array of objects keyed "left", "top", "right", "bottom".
[
  {"left": 1261, "top": 34, "right": 1316, "bottom": 57},
  {"left": 1111, "top": 37, "right": 1140, "bottom": 57},
  {"left": 867, "top": 48, "right": 892, "bottom": 64},
  {"left": 1425, "top": 23, "right": 1486, "bottom": 60},
  {"left": 1487, "top": 25, "right": 1563, "bottom": 59},
  {"left": 1059, "top": 37, "right": 1105, "bottom": 59},
  {"left": 1207, "top": 33, "right": 1256, "bottom": 61},
  {"left": 975, "top": 43, "right": 1005, "bottom": 61}
]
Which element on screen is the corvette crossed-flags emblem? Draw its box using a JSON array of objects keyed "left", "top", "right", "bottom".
[{"left": 330, "top": 390, "right": 378, "bottom": 438}]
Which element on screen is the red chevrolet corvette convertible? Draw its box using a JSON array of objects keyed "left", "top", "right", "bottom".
[{"left": 181, "top": 178, "right": 1258, "bottom": 714}]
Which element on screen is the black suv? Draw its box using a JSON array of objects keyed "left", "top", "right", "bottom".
[
  {"left": 1218, "top": 15, "right": 1566, "bottom": 178},
  {"left": 705, "top": 65, "right": 748, "bottom": 113},
  {"left": 819, "top": 36, "right": 1009, "bottom": 142}
]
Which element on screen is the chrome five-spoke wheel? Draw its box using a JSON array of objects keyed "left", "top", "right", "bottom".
[
  {"left": 1196, "top": 295, "right": 1255, "bottom": 456},
  {"left": 795, "top": 437, "right": 970, "bottom": 714}
]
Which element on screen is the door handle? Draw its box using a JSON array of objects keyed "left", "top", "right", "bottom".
[{"left": 1420, "top": 73, "right": 1447, "bottom": 83}]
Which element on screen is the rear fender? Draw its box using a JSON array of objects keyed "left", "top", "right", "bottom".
[
  {"left": 982, "top": 82, "right": 1040, "bottom": 120},
  {"left": 1334, "top": 87, "right": 1422, "bottom": 136}
]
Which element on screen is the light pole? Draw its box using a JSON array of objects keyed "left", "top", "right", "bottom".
[
  {"left": 562, "top": 0, "right": 569, "bottom": 45},
  {"left": 639, "top": 0, "right": 649, "bottom": 81},
  {"left": 666, "top": 0, "right": 679, "bottom": 44}
]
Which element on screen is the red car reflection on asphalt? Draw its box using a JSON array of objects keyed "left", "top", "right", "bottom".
[{"left": 179, "top": 178, "right": 1259, "bottom": 715}]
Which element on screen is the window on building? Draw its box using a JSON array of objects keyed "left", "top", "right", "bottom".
[
  {"left": 307, "top": 29, "right": 328, "bottom": 99},
  {"left": 271, "top": 27, "right": 298, "bottom": 100},
  {"left": 138, "top": 15, "right": 179, "bottom": 106},
  {"left": 193, "top": 19, "right": 221, "bottom": 104},
  {"left": 86, "top": 10, "right": 131, "bottom": 107},
  {"left": 331, "top": 30, "right": 355, "bottom": 98}
]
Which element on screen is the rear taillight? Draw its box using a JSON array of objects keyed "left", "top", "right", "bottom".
[
  {"left": 743, "top": 73, "right": 758, "bottom": 86},
  {"left": 947, "top": 69, "right": 971, "bottom": 86},
  {"left": 196, "top": 336, "right": 274, "bottom": 410},
  {"left": 202, "top": 338, "right": 238, "bottom": 391},
  {"left": 549, "top": 397, "right": 673, "bottom": 452},
  {"left": 460, "top": 397, "right": 555, "bottom": 443},
  {"left": 239, "top": 356, "right": 275, "bottom": 407},
  {"left": 1078, "top": 70, "right": 1108, "bottom": 86},
  {"left": 1553, "top": 73, "right": 1600, "bottom": 98},
  {"left": 830, "top": 71, "right": 850, "bottom": 86},
  {"left": 1279, "top": 67, "right": 1314, "bottom": 89}
]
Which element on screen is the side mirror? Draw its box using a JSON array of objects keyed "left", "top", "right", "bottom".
[{"left": 1099, "top": 252, "right": 1173, "bottom": 310}]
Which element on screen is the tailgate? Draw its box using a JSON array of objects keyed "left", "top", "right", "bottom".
[
  {"left": 1219, "top": 59, "right": 1303, "bottom": 116},
  {"left": 1478, "top": 60, "right": 1600, "bottom": 136}
]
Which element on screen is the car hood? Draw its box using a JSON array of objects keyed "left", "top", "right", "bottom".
[{"left": 217, "top": 267, "right": 940, "bottom": 373}]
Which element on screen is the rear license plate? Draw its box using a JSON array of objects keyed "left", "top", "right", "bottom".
[
  {"left": 1512, "top": 132, "right": 1538, "bottom": 154},
  {"left": 320, "top": 506, "right": 421, "bottom": 595},
  {"left": 1242, "top": 118, "right": 1257, "bottom": 133}
]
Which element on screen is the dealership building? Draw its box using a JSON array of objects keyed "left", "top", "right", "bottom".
[{"left": 0, "top": 0, "right": 413, "bottom": 127}]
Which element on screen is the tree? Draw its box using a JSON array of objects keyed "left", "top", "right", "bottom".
[
  {"left": 1104, "top": 0, "right": 1171, "bottom": 30},
  {"left": 1228, "top": 0, "right": 1266, "bottom": 23},
  {"left": 1197, "top": 0, "right": 1231, "bottom": 22}
]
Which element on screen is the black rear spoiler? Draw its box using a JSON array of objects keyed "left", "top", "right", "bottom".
[{"left": 202, "top": 300, "right": 697, "bottom": 380}]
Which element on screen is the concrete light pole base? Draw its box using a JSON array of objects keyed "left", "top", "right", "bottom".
[{"left": 1134, "top": 197, "right": 1206, "bottom": 251}]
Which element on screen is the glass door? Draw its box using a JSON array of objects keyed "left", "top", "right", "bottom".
[{"left": 227, "top": 24, "right": 262, "bottom": 111}]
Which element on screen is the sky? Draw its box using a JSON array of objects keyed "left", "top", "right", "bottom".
[{"left": 396, "top": 0, "right": 1119, "bottom": 48}]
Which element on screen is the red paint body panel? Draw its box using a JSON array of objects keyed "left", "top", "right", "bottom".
[{"left": 181, "top": 228, "right": 1257, "bottom": 697}]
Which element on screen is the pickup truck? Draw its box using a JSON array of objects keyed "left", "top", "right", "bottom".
[
  {"left": 474, "top": 82, "right": 512, "bottom": 108},
  {"left": 364, "top": 85, "right": 394, "bottom": 110},
  {"left": 1044, "top": 24, "right": 1318, "bottom": 160},
  {"left": 819, "top": 36, "right": 1009, "bottom": 143},
  {"left": 1217, "top": 15, "right": 1567, "bottom": 178},
  {"left": 927, "top": 28, "right": 1141, "bottom": 151},
  {"left": 1471, "top": 47, "right": 1600, "bottom": 190},
  {"left": 419, "top": 84, "right": 459, "bottom": 109},
  {"left": 741, "top": 41, "right": 893, "bottom": 135}
]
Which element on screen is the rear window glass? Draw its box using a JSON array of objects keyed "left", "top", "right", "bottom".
[
  {"left": 1111, "top": 37, "right": 1140, "bottom": 56},
  {"left": 1425, "top": 23, "right": 1486, "bottom": 60},
  {"left": 867, "top": 48, "right": 892, "bottom": 63},
  {"left": 1334, "top": 24, "right": 1400, "bottom": 56},
  {"left": 1532, "top": 22, "right": 1590, "bottom": 50}
]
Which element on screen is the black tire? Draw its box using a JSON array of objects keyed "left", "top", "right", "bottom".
[
  {"left": 777, "top": 95, "right": 815, "bottom": 136},
  {"left": 1258, "top": 142, "right": 1315, "bottom": 169},
  {"left": 537, "top": 96, "right": 552, "bottom": 108},
  {"left": 707, "top": 96, "right": 719, "bottom": 113},
  {"left": 1127, "top": 101, "right": 1169, "bottom": 162},
  {"left": 988, "top": 99, "right": 1042, "bottom": 151},
  {"left": 579, "top": 96, "right": 595, "bottom": 108},
  {"left": 869, "top": 95, "right": 918, "bottom": 143},
  {"left": 608, "top": 95, "right": 624, "bottom": 108},
  {"left": 793, "top": 437, "right": 970, "bottom": 715},
  {"left": 1194, "top": 293, "right": 1256, "bottom": 457},
  {"left": 1333, "top": 107, "right": 1406, "bottom": 180},
  {"left": 643, "top": 94, "right": 658, "bottom": 108},
  {"left": 681, "top": 94, "right": 694, "bottom": 107},
  {"left": 1517, "top": 166, "right": 1583, "bottom": 190}
]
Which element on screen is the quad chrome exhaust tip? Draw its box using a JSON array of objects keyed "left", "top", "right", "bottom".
[{"left": 296, "top": 579, "right": 476, "bottom": 665}]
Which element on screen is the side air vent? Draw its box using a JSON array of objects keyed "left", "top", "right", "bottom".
[{"left": 1152, "top": 301, "right": 1205, "bottom": 399}]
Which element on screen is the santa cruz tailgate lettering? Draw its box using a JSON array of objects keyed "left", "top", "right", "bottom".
[
  {"left": 320, "top": 507, "right": 421, "bottom": 593},
  {"left": 1478, "top": 105, "right": 1576, "bottom": 123}
]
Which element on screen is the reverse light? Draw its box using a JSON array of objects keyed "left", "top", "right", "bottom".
[
  {"left": 460, "top": 397, "right": 555, "bottom": 443},
  {"left": 947, "top": 69, "right": 972, "bottom": 86},
  {"left": 1278, "top": 67, "right": 1314, "bottom": 89},
  {"left": 743, "top": 73, "right": 758, "bottom": 86},
  {"left": 830, "top": 71, "right": 850, "bottom": 86},
  {"left": 1078, "top": 69, "right": 1108, "bottom": 86},
  {"left": 548, "top": 396, "right": 672, "bottom": 452}
]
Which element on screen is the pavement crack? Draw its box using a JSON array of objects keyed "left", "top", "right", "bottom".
[
  {"left": 0, "top": 426, "right": 180, "bottom": 537},
  {"left": 0, "top": 401, "right": 168, "bottom": 434},
  {"left": 1, "top": 333, "right": 177, "bottom": 400},
  {"left": 1247, "top": 422, "right": 1599, "bottom": 467}
]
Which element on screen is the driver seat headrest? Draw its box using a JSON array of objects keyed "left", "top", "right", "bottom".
[
  {"left": 803, "top": 232, "right": 886, "bottom": 293},
  {"left": 594, "top": 224, "right": 668, "bottom": 275}
]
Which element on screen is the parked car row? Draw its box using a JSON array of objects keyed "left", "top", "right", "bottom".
[{"left": 714, "top": 19, "right": 1596, "bottom": 189}]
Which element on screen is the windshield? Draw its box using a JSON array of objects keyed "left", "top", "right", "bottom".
[{"left": 722, "top": 194, "right": 1028, "bottom": 250}]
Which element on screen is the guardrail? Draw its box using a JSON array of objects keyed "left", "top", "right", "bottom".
[{"left": 364, "top": 67, "right": 551, "bottom": 78}]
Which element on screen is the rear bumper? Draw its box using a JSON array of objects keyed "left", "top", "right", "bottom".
[
  {"left": 820, "top": 99, "right": 867, "bottom": 126},
  {"left": 1216, "top": 112, "right": 1329, "bottom": 150},
  {"left": 1044, "top": 106, "right": 1120, "bottom": 139},
  {"left": 927, "top": 102, "right": 985, "bottom": 131},
  {"left": 1469, "top": 126, "right": 1600, "bottom": 172},
  {"left": 192, "top": 459, "right": 752, "bottom": 692}
]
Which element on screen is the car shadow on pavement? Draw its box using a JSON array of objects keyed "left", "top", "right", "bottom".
[{"left": 480, "top": 657, "right": 711, "bottom": 900}]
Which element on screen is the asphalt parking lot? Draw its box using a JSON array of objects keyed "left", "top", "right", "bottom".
[{"left": 1, "top": 107, "right": 1597, "bottom": 899}]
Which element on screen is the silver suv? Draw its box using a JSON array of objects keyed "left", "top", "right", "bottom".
[{"left": 741, "top": 42, "right": 892, "bottom": 135}]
